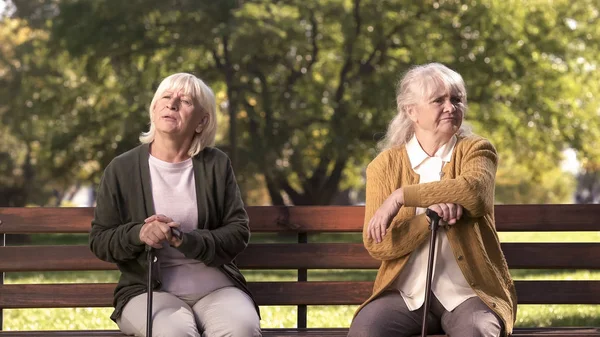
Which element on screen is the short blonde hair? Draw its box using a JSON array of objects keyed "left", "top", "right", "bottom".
[
  {"left": 378, "top": 63, "right": 471, "bottom": 151},
  {"left": 140, "top": 73, "right": 217, "bottom": 156}
]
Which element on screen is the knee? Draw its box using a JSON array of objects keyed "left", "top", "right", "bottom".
[
  {"left": 228, "top": 322, "right": 262, "bottom": 337},
  {"left": 470, "top": 318, "right": 502, "bottom": 337},
  {"left": 154, "top": 324, "right": 200, "bottom": 337},
  {"left": 348, "top": 319, "right": 383, "bottom": 337},
  {"left": 347, "top": 324, "right": 371, "bottom": 337},
  {"left": 152, "top": 313, "right": 200, "bottom": 337},
  {"left": 204, "top": 318, "right": 261, "bottom": 337}
]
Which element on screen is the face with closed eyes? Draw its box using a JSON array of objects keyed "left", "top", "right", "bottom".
[
  {"left": 408, "top": 83, "right": 465, "bottom": 139},
  {"left": 152, "top": 89, "right": 205, "bottom": 139}
]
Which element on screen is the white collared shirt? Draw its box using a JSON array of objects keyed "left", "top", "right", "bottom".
[{"left": 394, "top": 134, "right": 477, "bottom": 311}]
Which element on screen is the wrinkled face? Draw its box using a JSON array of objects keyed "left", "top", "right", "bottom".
[
  {"left": 408, "top": 83, "right": 465, "bottom": 138},
  {"left": 152, "top": 89, "right": 204, "bottom": 139}
]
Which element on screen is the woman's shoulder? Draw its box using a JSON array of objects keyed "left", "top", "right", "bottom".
[
  {"left": 195, "top": 147, "right": 232, "bottom": 170},
  {"left": 456, "top": 133, "right": 496, "bottom": 152},
  {"left": 367, "top": 146, "right": 406, "bottom": 173},
  {"left": 104, "top": 145, "right": 146, "bottom": 173}
]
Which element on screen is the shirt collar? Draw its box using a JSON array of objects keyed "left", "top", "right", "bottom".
[{"left": 406, "top": 134, "right": 457, "bottom": 169}]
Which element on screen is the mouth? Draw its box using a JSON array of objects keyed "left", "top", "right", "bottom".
[{"left": 161, "top": 115, "right": 177, "bottom": 122}]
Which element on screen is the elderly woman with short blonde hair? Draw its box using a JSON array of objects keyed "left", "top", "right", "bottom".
[
  {"left": 90, "top": 73, "right": 261, "bottom": 337},
  {"left": 348, "top": 63, "right": 516, "bottom": 337}
]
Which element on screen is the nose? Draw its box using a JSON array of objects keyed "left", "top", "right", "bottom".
[
  {"left": 166, "top": 97, "right": 179, "bottom": 110},
  {"left": 443, "top": 99, "right": 456, "bottom": 113}
]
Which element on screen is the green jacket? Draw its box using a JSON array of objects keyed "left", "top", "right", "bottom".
[{"left": 89, "top": 144, "right": 257, "bottom": 321}]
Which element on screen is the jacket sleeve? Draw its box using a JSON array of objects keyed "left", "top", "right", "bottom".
[
  {"left": 402, "top": 138, "right": 497, "bottom": 217},
  {"left": 89, "top": 164, "right": 145, "bottom": 263},
  {"left": 176, "top": 158, "right": 250, "bottom": 267},
  {"left": 362, "top": 155, "right": 431, "bottom": 261}
]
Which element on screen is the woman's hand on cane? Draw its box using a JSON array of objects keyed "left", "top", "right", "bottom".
[
  {"left": 140, "top": 214, "right": 182, "bottom": 248},
  {"left": 427, "top": 203, "right": 463, "bottom": 226}
]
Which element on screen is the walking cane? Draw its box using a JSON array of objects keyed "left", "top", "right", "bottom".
[
  {"left": 145, "top": 228, "right": 182, "bottom": 337},
  {"left": 146, "top": 245, "right": 154, "bottom": 337},
  {"left": 421, "top": 209, "right": 442, "bottom": 337}
]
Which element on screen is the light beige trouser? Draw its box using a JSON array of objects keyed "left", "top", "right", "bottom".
[{"left": 117, "top": 286, "right": 262, "bottom": 337}]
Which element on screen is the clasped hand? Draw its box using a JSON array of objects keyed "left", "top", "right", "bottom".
[
  {"left": 139, "top": 214, "right": 182, "bottom": 249},
  {"left": 367, "top": 189, "right": 463, "bottom": 243}
]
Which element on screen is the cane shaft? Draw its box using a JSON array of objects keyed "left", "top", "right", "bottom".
[
  {"left": 146, "top": 248, "right": 153, "bottom": 337},
  {"left": 421, "top": 217, "right": 440, "bottom": 337}
]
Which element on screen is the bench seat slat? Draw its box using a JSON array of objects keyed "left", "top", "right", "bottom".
[
  {"left": 1, "top": 281, "right": 600, "bottom": 309},
  {"left": 0, "top": 328, "right": 599, "bottom": 337},
  {"left": 1, "top": 329, "right": 600, "bottom": 337},
  {"left": 2, "top": 243, "right": 600, "bottom": 272},
  {"left": 2, "top": 205, "right": 600, "bottom": 234}
]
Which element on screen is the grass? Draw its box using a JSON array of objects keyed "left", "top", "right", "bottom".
[{"left": 3, "top": 232, "right": 600, "bottom": 331}]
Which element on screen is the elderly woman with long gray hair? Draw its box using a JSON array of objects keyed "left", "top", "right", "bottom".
[
  {"left": 348, "top": 63, "right": 517, "bottom": 337},
  {"left": 90, "top": 73, "right": 262, "bottom": 337}
]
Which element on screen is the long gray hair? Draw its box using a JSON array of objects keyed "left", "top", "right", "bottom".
[{"left": 378, "top": 63, "right": 471, "bottom": 151}]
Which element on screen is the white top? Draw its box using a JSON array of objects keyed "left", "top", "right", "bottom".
[
  {"left": 149, "top": 154, "right": 233, "bottom": 298},
  {"left": 393, "top": 135, "right": 476, "bottom": 311}
]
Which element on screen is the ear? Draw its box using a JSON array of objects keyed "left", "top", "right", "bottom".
[
  {"left": 195, "top": 116, "right": 208, "bottom": 133},
  {"left": 406, "top": 105, "right": 419, "bottom": 123}
]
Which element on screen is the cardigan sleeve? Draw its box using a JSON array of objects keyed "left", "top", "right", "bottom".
[
  {"left": 402, "top": 138, "right": 497, "bottom": 217},
  {"left": 89, "top": 162, "right": 146, "bottom": 263},
  {"left": 362, "top": 153, "right": 431, "bottom": 261},
  {"left": 176, "top": 156, "right": 250, "bottom": 267}
]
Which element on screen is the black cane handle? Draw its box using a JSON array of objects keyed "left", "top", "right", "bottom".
[
  {"left": 171, "top": 227, "right": 183, "bottom": 240},
  {"left": 425, "top": 208, "right": 441, "bottom": 223},
  {"left": 144, "top": 228, "right": 182, "bottom": 252}
]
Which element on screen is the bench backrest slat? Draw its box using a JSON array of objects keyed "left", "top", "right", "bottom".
[
  {"left": 1, "top": 280, "right": 599, "bottom": 309},
  {"left": 2, "top": 243, "right": 600, "bottom": 272},
  {"left": 2, "top": 204, "right": 600, "bottom": 233}
]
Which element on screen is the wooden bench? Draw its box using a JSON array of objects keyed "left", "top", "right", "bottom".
[{"left": 0, "top": 205, "right": 599, "bottom": 337}]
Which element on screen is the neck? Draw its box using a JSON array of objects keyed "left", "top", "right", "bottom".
[
  {"left": 414, "top": 129, "right": 452, "bottom": 157},
  {"left": 150, "top": 134, "right": 192, "bottom": 163}
]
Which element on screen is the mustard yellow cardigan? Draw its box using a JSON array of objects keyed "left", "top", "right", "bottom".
[{"left": 356, "top": 134, "right": 517, "bottom": 336}]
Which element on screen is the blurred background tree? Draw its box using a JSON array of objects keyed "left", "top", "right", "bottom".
[{"left": 1, "top": 0, "right": 599, "bottom": 206}]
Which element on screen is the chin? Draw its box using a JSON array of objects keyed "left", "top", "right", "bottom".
[{"left": 156, "top": 128, "right": 178, "bottom": 134}]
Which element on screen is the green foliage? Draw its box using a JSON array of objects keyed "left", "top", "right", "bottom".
[
  {"left": 1, "top": 0, "right": 599, "bottom": 206},
  {"left": 495, "top": 153, "right": 577, "bottom": 204}
]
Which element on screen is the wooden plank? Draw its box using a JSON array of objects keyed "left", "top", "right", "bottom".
[
  {"left": 494, "top": 204, "right": 600, "bottom": 232},
  {"left": 0, "top": 208, "right": 95, "bottom": 234},
  {"left": 510, "top": 328, "right": 600, "bottom": 336},
  {"left": 1, "top": 281, "right": 600, "bottom": 309},
  {"left": 0, "top": 207, "right": 366, "bottom": 234},
  {"left": 0, "top": 328, "right": 599, "bottom": 337},
  {"left": 0, "top": 330, "right": 438, "bottom": 337},
  {"left": 0, "top": 246, "right": 115, "bottom": 272},
  {"left": 0, "top": 332, "right": 126, "bottom": 337},
  {"left": 3, "top": 243, "right": 600, "bottom": 272},
  {"left": 0, "top": 282, "right": 370, "bottom": 308},
  {"left": 502, "top": 243, "right": 600, "bottom": 269},
  {"left": 0, "top": 330, "right": 353, "bottom": 337},
  {"left": 2, "top": 205, "right": 600, "bottom": 234}
]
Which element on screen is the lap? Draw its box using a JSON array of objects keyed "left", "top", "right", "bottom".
[
  {"left": 192, "top": 286, "right": 261, "bottom": 337},
  {"left": 348, "top": 291, "right": 441, "bottom": 337},
  {"left": 117, "top": 291, "right": 199, "bottom": 337},
  {"left": 349, "top": 292, "right": 502, "bottom": 337},
  {"left": 441, "top": 297, "right": 503, "bottom": 337},
  {"left": 117, "top": 287, "right": 260, "bottom": 337}
]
